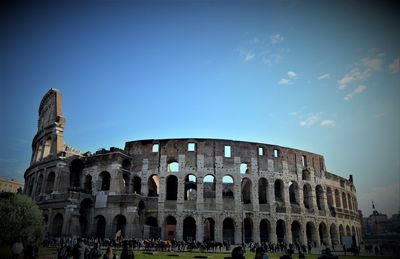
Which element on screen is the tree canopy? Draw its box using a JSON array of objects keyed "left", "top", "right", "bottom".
[{"left": 0, "top": 192, "right": 44, "bottom": 244}]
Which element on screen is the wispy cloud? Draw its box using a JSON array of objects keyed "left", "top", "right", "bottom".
[
  {"left": 237, "top": 48, "right": 255, "bottom": 62},
  {"left": 320, "top": 120, "right": 336, "bottom": 127},
  {"left": 338, "top": 53, "right": 384, "bottom": 90},
  {"left": 279, "top": 78, "right": 291, "bottom": 85},
  {"left": 318, "top": 73, "right": 330, "bottom": 80},
  {"left": 344, "top": 85, "right": 366, "bottom": 101},
  {"left": 389, "top": 58, "right": 400, "bottom": 73},
  {"left": 287, "top": 71, "right": 297, "bottom": 78},
  {"left": 293, "top": 112, "right": 336, "bottom": 128},
  {"left": 270, "top": 34, "right": 284, "bottom": 44},
  {"left": 300, "top": 114, "right": 320, "bottom": 127}
]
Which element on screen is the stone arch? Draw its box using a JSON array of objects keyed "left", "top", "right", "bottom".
[
  {"left": 146, "top": 216, "right": 158, "bottom": 226},
  {"left": 99, "top": 171, "right": 111, "bottom": 191},
  {"left": 276, "top": 219, "right": 286, "bottom": 243},
  {"left": 274, "top": 179, "right": 284, "bottom": 202},
  {"left": 132, "top": 176, "right": 141, "bottom": 194},
  {"left": 204, "top": 217, "right": 215, "bottom": 241},
  {"left": 342, "top": 192, "right": 348, "bottom": 209},
  {"left": 289, "top": 181, "right": 299, "bottom": 204},
  {"left": 45, "top": 172, "right": 55, "bottom": 194},
  {"left": 316, "top": 185, "right": 324, "bottom": 210},
  {"left": 122, "top": 173, "right": 129, "bottom": 193},
  {"left": 183, "top": 216, "right": 196, "bottom": 241},
  {"left": 42, "top": 137, "right": 52, "bottom": 158},
  {"left": 166, "top": 175, "right": 178, "bottom": 200},
  {"left": 306, "top": 222, "right": 317, "bottom": 245},
  {"left": 165, "top": 215, "right": 177, "bottom": 240},
  {"left": 241, "top": 177, "right": 252, "bottom": 204},
  {"left": 184, "top": 174, "right": 197, "bottom": 201},
  {"left": 260, "top": 219, "right": 271, "bottom": 242},
  {"left": 319, "top": 222, "right": 329, "bottom": 246},
  {"left": 122, "top": 159, "right": 131, "bottom": 171},
  {"left": 347, "top": 193, "right": 353, "bottom": 210},
  {"left": 52, "top": 213, "right": 63, "bottom": 237},
  {"left": 303, "top": 183, "right": 313, "bottom": 209},
  {"left": 258, "top": 177, "right": 268, "bottom": 204},
  {"left": 291, "top": 220, "right": 302, "bottom": 244},
  {"left": 346, "top": 225, "right": 351, "bottom": 236},
  {"left": 95, "top": 215, "right": 106, "bottom": 239},
  {"left": 326, "top": 187, "right": 333, "bottom": 208},
  {"left": 70, "top": 159, "right": 84, "bottom": 188},
  {"left": 36, "top": 141, "right": 44, "bottom": 161},
  {"left": 146, "top": 216, "right": 159, "bottom": 239},
  {"left": 223, "top": 218, "right": 235, "bottom": 243},
  {"left": 302, "top": 169, "right": 311, "bottom": 181},
  {"left": 222, "top": 175, "right": 234, "bottom": 199},
  {"left": 244, "top": 217, "right": 253, "bottom": 243},
  {"left": 148, "top": 174, "right": 160, "bottom": 197},
  {"left": 167, "top": 161, "right": 179, "bottom": 173},
  {"left": 35, "top": 174, "right": 43, "bottom": 196},
  {"left": 338, "top": 225, "right": 345, "bottom": 244},
  {"left": 79, "top": 198, "right": 93, "bottom": 237},
  {"left": 330, "top": 223, "right": 339, "bottom": 247},
  {"left": 240, "top": 162, "right": 249, "bottom": 174},
  {"left": 335, "top": 189, "right": 341, "bottom": 208},
  {"left": 83, "top": 174, "right": 92, "bottom": 193},
  {"left": 203, "top": 174, "right": 216, "bottom": 199},
  {"left": 28, "top": 176, "right": 35, "bottom": 196},
  {"left": 113, "top": 214, "right": 127, "bottom": 238}
]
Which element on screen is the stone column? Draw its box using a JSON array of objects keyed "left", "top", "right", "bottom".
[
  {"left": 176, "top": 215, "right": 183, "bottom": 241},
  {"left": 196, "top": 215, "right": 204, "bottom": 242},
  {"left": 270, "top": 220, "right": 277, "bottom": 244},
  {"left": 253, "top": 216, "right": 260, "bottom": 243},
  {"left": 196, "top": 176, "right": 204, "bottom": 211},
  {"left": 285, "top": 218, "right": 292, "bottom": 245},
  {"left": 268, "top": 181, "right": 275, "bottom": 212}
]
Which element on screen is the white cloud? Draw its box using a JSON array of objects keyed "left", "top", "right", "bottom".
[
  {"left": 389, "top": 58, "right": 400, "bottom": 73},
  {"left": 318, "top": 73, "right": 330, "bottom": 80},
  {"left": 270, "top": 34, "right": 284, "bottom": 44},
  {"left": 338, "top": 69, "right": 362, "bottom": 90},
  {"left": 279, "top": 78, "right": 291, "bottom": 85},
  {"left": 344, "top": 85, "right": 366, "bottom": 101},
  {"left": 287, "top": 71, "right": 297, "bottom": 78},
  {"left": 237, "top": 48, "right": 255, "bottom": 62},
  {"left": 299, "top": 114, "right": 320, "bottom": 127},
  {"left": 362, "top": 55, "right": 383, "bottom": 71},
  {"left": 320, "top": 120, "right": 336, "bottom": 127}
]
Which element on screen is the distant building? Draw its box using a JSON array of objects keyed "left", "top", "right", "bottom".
[{"left": 0, "top": 177, "right": 24, "bottom": 193}]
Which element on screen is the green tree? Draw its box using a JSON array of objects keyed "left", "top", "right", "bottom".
[{"left": 0, "top": 192, "right": 44, "bottom": 244}]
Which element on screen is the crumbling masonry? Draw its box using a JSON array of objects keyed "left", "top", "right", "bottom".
[{"left": 24, "top": 88, "right": 362, "bottom": 246}]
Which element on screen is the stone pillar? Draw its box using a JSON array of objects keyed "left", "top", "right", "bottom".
[
  {"left": 285, "top": 217, "right": 292, "bottom": 245},
  {"left": 235, "top": 217, "right": 242, "bottom": 245},
  {"left": 141, "top": 159, "right": 149, "bottom": 196},
  {"left": 270, "top": 220, "right": 277, "bottom": 244},
  {"left": 215, "top": 215, "right": 223, "bottom": 243},
  {"left": 176, "top": 215, "right": 183, "bottom": 241},
  {"left": 253, "top": 216, "right": 260, "bottom": 243},
  {"left": 196, "top": 215, "right": 204, "bottom": 242},
  {"left": 268, "top": 182, "right": 275, "bottom": 212},
  {"left": 196, "top": 176, "right": 204, "bottom": 211}
]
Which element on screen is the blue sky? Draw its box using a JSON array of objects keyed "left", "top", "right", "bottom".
[{"left": 1, "top": 0, "right": 399, "bottom": 217}]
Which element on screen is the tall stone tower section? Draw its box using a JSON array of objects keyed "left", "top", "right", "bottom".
[{"left": 31, "top": 88, "right": 65, "bottom": 165}]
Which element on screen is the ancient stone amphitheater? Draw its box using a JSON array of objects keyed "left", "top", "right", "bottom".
[{"left": 24, "top": 89, "right": 362, "bottom": 248}]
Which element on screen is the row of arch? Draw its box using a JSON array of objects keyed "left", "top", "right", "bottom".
[
  {"left": 33, "top": 136, "right": 54, "bottom": 162},
  {"left": 48, "top": 211, "right": 359, "bottom": 246}
]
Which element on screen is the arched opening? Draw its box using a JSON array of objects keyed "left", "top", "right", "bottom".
[
  {"left": 346, "top": 225, "right": 351, "bottom": 236},
  {"left": 42, "top": 137, "right": 52, "bottom": 158},
  {"left": 303, "top": 183, "right": 313, "bottom": 209},
  {"left": 351, "top": 226, "right": 357, "bottom": 245},
  {"left": 148, "top": 175, "right": 160, "bottom": 197},
  {"left": 132, "top": 176, "right": 141, "bottom": 194},
  {"left": 146, "top": 216, "right": 158, "bottom": 227},
  {"left": 35, "top": 174, "right": 43, "bottom": 196},
  {"left": 146, "top": 216, "right": 159, "bottom": 239},
  {"left": 241, "top": 177, "right": 252, "bottom": 204},
  {"left": 222, "top": 175, "right": 234, "bottom": 199},
  {"left": 36, "top": 142, "right": 44, "bottom": 161},
  {"left": 183, "top": 217, "right": 196, "bottom": 241},
  {"left": 95, "top": 215, "right": 106, "bottom": 239},
  {"left": 167, "top": 161, "right": 179, "bottom": 172},
  {"left": 289, "top": 181, "right": 299, "bottom": 204},
  {"left": 166, "top": 175, "right": 178, "bottom": 200},
  {"left": 79, "top": 198, "right": 93, "bottom": 237},
  {"left": 326, "top": 187, "right": 333, "bottom": 208},
  {"left": 244, "top": 217, "right": 253, "bottom": 243},
  {"left": 99, "top": 171, "right": 111, "bottom": 191},
  {"left": 204, "top": 218, "right": 215, "bottom": 241},
  {"left": 258, "top": 178, "right": 268, "bottom": 204},
  {"left": 260, "top": 219, "right": 271, "bottom": 242},
  {"left": 302, "top": 169, "right": 311, "bottom": 181},
  {"left": 45, "top": 172, "right": 55, "bottom": 194},
  {"left": 319, "top": 222, "right": 328, "bottom": 246},
  {"left": 274, "top": 179, "right": 284, "bottom": 202},
  {"left": 113, "top": 215, "right": 127, "bottom": 238},
  {"left": 342, "top": 192, "right": 348, "bottom": 209},
  {"left": 28, "top": 176, "right": 35, "bottom": 196},
  {"left": 70, "top": 159, "right": 84, "bottom": 188},
  {"left": 83, "top": 174, "right": 92, "bottom": 193},
  {"left": 291, "top": 221, "right": 301, "bottom": 244},
  {"left": 240, "top": 163, "right": 249, "bottom": 174},
  {"left": 330, "top": 223, "right": 339, "bottom": 247},
  {"left": 316, "top": 185, "right": 324, "bottom": 210},
  {"left": 165, "top": 215, "right": 177, "bottom": 240},
  {"left": 347, "top": 193, "right": 353, "bottom": 210},
  {"left": 184, "top": 174, "right": 197, "bottom": 200},
  {"left": 339, "top": 225, "right": 345, "bottom": 244},
  {"left": 306, "top": 222, "right": 317, "bottom": 245},
  {"left": 52, "top": 213, "right": 63, "bottom": 237},
  {"left": 203, "top": 175, "right": 216, "bottom": 199},
  {"left": 335, "top": 189, "right": 341, "bottom": 208},
  {"left": 276, "top": 219, "right": 286, "bottom": 243},
  {"left": 223, "top": 218, "right": 235, "bottom": 243},
  {"left": 122, "top": 159, "right": 131, "bottom": 171},
  {"left": 122, "top": 173, "right": 129, "bottom": 193}
]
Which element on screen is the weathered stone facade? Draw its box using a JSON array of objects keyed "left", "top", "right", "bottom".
[{"left": 24, "top": 89, "right": 362, "bottom": 246}]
